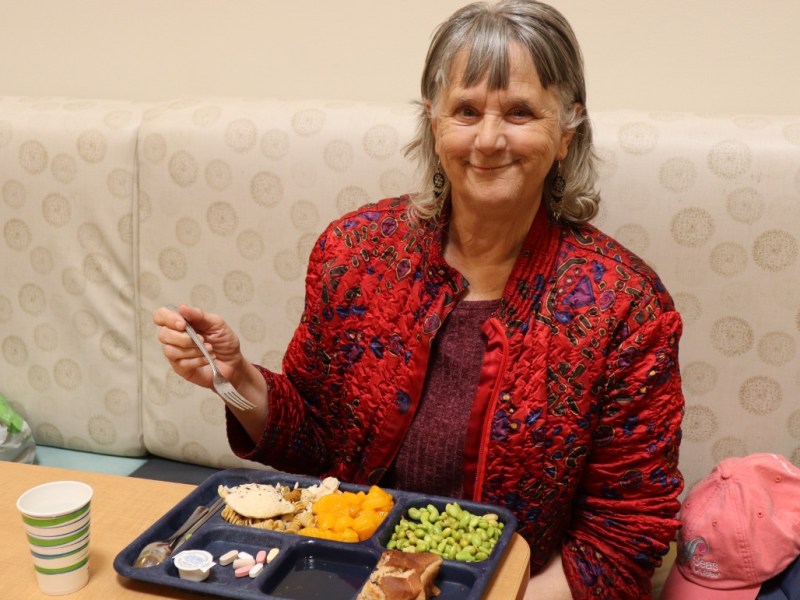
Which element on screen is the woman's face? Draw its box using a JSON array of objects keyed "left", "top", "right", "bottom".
[{"left": 430, "top": 42, "right": 574, "bottom": 218}]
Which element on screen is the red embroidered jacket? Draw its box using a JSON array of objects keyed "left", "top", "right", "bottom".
[{"left": 228, "top": 196, "right": 684, "bottom": 598}]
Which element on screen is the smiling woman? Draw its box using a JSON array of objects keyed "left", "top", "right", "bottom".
[{"left": 154, "top": 3, "right": 685, "bottom": 599}]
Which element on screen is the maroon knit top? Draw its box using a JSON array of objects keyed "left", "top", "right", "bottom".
[{"left": 388, "top": 299, "right": 500, "bottom": 498}]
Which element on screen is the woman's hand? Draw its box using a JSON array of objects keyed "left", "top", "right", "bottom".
[
  {"left": 153, "top": 304, "right": 269, "bottom": 443},
  {"left": 154, "top": 304, "right": 246, "bottom": 390}
]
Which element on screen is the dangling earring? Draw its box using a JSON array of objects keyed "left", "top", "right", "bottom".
[
  {"left": 433, "top": 159, "right": 445, "bottom": 199},
  {"left": 550, "top": 161, "right": 566, "bottom": 220}
]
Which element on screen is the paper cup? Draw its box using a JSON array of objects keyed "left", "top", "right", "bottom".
[{"left": 17, "top": 481, "right": 93, "bottom": 596}]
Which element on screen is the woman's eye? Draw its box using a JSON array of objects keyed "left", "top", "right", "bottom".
[
  {"left": 456, "top": 106, "right": 478, "bottom": 119},
  {"left": 509, "top": 108, "right": 532, "bottom": 120}
]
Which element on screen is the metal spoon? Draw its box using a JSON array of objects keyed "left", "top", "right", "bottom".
[{"left": 133, "top": 503, "right": 211, "bottom": 568}]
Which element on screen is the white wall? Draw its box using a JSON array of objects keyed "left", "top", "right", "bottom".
[{"left": 1, "top": 0, "right": 798, "bottom": 114}]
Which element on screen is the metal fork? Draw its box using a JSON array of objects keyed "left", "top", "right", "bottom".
[{"left": 166, "top": 304, "right": 255, "bottom": 411}]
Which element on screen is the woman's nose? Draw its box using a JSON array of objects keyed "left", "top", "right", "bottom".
[{"left": 474, "top": 117, "right": 506, "bottom": 153}]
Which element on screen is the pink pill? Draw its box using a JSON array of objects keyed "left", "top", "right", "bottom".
[
  {"left": 234, "top": 565, "right": 252, "bottom": 578},
  {"left": 256, "top": 550, "right": 267, "bottom": 564}
]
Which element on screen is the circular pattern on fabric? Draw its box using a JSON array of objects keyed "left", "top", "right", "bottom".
[
  {"left": 380, "top": 169, "right": 411, "bottom": 197},
  {"left": 165, "top": 369, "right": 194, "bottom": 398},
  {"left": 757, "top": 331, "right": 796, "bottom": 366},
  {"left": 142, "top": 133, "right": 167, "bottom": 164},
  {"left": 19, "top": 283, "right": 46, "bottom": 315},
  {"left": 0, "top": 295, "right": 11, "bottom": 322},
  {"left": 291, "top": 108, "right": 325, "bottom": 136},
  {"left": 671, "top": 207, "right": 715, "bottom": 247},
  {"left": 708, "top": 139, "right": 751, "bottom": 179},
  {"left": 19, "top": 140, "right": 48, "bottom": 173},
  {"left": 155, "top": 419, "right": 179, "bottom": 447},
  {"left": 324, "top": 139, "right": 354, "bottom": 171},
  {"left": 225, "top": 119, "right": 257, "bottom": 153},
  {"left": 5, "top": 219, "right": 31, "bottom": 251},
  {"left": 618, "top": 122, "right": 658, "bottom": 155},
  {"left": 88, "top": 415, "right": 116, "bottom": 446},
  {"left": 594, "top": 147, "right": 618, "bottom": 181},
  {"left": 33, "top": 324, "right": 57, "bottom": 351},
  {"left": 788, "top": 410, "right": 800, "bottom": 440},
  {"left": 613, "top": 223, "right": 649, "bottom": 255},
  {"left": 205, "top": 159, "right": 233, "bottom": 190},
  {"left": 199, "top": 396, "right": 225, "bottom": 426},
  {"left": 752, "top": 230, "right": 797, "bottom": 272},
  {"left": 363, "top": 125, "right": 398, "bottom": 160},
  {"left": 712, "top": 437, "right": 748, "bottom": 463},
  {"left": 72, "top": 309, "right": 98, "bottom": 337},
  {"left": 181, "top": 442, "right": 212, "bottom": 465},
  {"left": 336, "top": 186, "right": 370, "bottom": 214},
  {"left": 3, "top": 179, "right": 26, "bottom": 208},
  {"left": 285, "top": 296, "right": 304, "bottom": 325},
  {"left": 53, "top": 357, "right": 81, "bottom": 389},
  {"left": 159, "top": 246, "right": 188, "bottom": 280},
  {"left": 191, "top": 284, "right": 216, "bottom": 309},
  {"left": 240, "top": 313, "right": 266, "bottom": 343},
  {"left": 297, "top": 232, "right": 317, "bottom": 261},
  {"left": 51, "top": 153, "right": 77, "bottom": 183},
  {"left": 140, "top": 272, "right": 166, "bottom": 306},
  {"left": 223, "top": 270, "right": 255, "bottom": 304},
  {"left": 783, "top": 123, "right": 800, "bottom": 145},
  {"left": 34, "top": 423, "right": 64, "bottom": 447},
  {"left": 62, "top": 267, "right": 86, "bottom": 295},
  {"left": 193, "top": 105, "right": 222, "bottom": 126},
  {"left": 107, "top": 168, "right": 133, "bottom": 199},
  {"left": 169, "top": 151, "right": 199, "bottom": 187},
  {"left": 273, "top": 249, "right": 302, "bottom": 281},
  {"left": 176, "top": 217, "right": 201, "bottom": 246},
  {"left": 0, "top": 120, "right": 11, "bottom": 146},
  {"left": 237, "top": 229, "right": 264, "bottom": 260},
  {"left": 682, "top": 404, "right": 719, "bottom": 442},
  {"left": 139, "top": 191, "right": 152, "bottom": 221},
  {"left": 100, "top": 330, "right": 132, "bottom": 362},
  {"left": 250, "top": 171, "right": 283, "bottom": 207},
  {"left": 42, "top": 193, "right": 71, "bottom": 227},
  {"left": 261, "top": 129, "right": 289, "bottom": 159},
  {"left": 681, "top": 361, "right": 718, "bottom": 396},
  {"left": 30, "top": 247, "right": 54, "bottom": 274},
  {"left": 76, "top": 129, "right": 107, "bottom": 163},
  {"left": 28, "top": 364, "right": 51, "bottom": 391},
  {"left": 3, "top": 335, "right": 28, "bottom": 366},
  {"left": 709, "top": 242, "right": 747, "bottom": 276},
  {"left": 726, "top": 187, "right": 765, "bottom": 224},
  {"left": 673, "top": 292, "right": 702, "bottom": 324},
  {"left": 739, "top": 376, "right": 782, "bottom": 415},
  {"left": 290, "top": 200, "right": 320, "bottom": 231},
  {"left": 118, "top": 214, "right": 133, "bottom": 245},
  {"left": 83, "top": 253, "right": 113, "bottom": 283},
  {"left": 207, "top": 201, "right": 238, "bottom": 236},
  {"left": 104, "top": 388, "right": 132, "bottom": 416},
  {"left": 261, "top": 350, "right": 284, "bottom": 372},
  {"left": 659, "top": 157, "right": 696, "bottom": 193},
  {"left": 710, "top": 316, "right": 753, "bottom": 356}
]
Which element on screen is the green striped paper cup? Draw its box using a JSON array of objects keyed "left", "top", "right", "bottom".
[{"left": 17, "top": 481, "right": 93, "bottom": 595}]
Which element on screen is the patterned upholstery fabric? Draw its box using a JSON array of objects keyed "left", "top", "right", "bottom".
[{"left": 1, "top": 96, "right": 799, "bottom": 490}]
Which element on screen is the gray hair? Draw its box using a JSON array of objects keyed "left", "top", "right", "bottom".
[{"left": 404, "top": 0, "right": 600, "bottom": 224}]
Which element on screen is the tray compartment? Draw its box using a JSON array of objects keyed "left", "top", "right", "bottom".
[{"left": 260, "top": 539, "right": 378, "bottom": 600}]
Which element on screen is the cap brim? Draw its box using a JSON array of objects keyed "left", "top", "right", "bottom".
[{"left": 660, "top": 566, "right": 759, "bottom": 600}]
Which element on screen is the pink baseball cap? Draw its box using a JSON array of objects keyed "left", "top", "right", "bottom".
[{"left": 661, "top": 453, "right": 800, "bottom": 600}]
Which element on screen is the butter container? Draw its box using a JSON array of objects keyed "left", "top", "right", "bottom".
[{"left": 173, "top": 549, "right": 215, "bottom": 581}]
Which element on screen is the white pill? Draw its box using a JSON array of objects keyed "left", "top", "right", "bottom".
[
  {"left": 249, "top": 563, "right": 264, "bottom": 578},
  {"left": 219, "top": 550, "right": 238, "bottom": 566},
  {"left": 237, "top": 551, "right": 254, "bottom": 561},
  {"left": 232, "top": 557, "right": 255, "bottom": 569}
]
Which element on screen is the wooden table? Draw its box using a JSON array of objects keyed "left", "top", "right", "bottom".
[{"left": 2, "top": 462, "right": 530, "bottom": 599}]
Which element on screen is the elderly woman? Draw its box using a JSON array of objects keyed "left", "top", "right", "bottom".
[{"left": 154, "top": 1, "right": 684, "bottom": 598}]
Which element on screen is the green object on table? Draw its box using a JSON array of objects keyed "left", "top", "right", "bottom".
[{"left": 0, "top": 393, "right": 25, "bottom": 434}]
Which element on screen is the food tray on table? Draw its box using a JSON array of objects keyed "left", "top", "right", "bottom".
[{"left": 114, "top": 468, "right": 518, "bottom": 600}]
